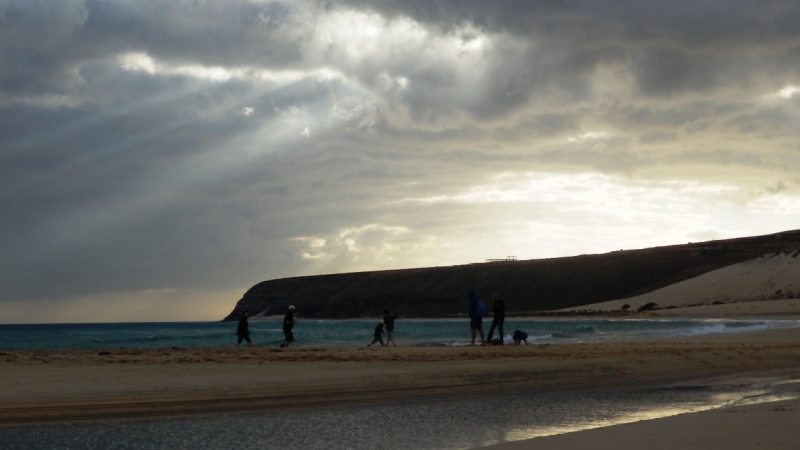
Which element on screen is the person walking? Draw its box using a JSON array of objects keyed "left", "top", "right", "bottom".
[
  {"left": 368, "top": 322, "right": 385, "bottom": 347},
  {"left": 467, "top": 289, "right": 486, "bottom": 346},
  {"left": 383, "top": 310, "right": 398, "bottom": 346},
  {"left": 486, "top": 292, "right": 505, "bottom": 345},
  {"left": 280, "top": 305, "right": 296, "bottom": 348},
  {"left": 235, "top": 310, "right": 252, "bottom": 348}
]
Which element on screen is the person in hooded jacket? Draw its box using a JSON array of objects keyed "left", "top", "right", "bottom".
[{"left": 467, "top": 289, "right": 486, "bottom": 346}]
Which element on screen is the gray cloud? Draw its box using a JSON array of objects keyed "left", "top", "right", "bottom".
[
  {"left": 0, "top": 0, "right": 89, "bottom": 95},
  {"left": 2, "top": 1, "right": 800, "bottom": 319},
  {"left": 335, "top": 0, "right": 800, "bottom": 100},
  {"left": 632, "top": 48, "right": 723, "bottom": 96}
]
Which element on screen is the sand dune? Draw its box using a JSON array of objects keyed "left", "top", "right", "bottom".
[{"left": 570, "top": 247, "right": 800, "bottom": 313}]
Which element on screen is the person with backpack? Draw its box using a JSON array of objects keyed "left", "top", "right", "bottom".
[
  {"left": 234, "top": 310, "right": 252, "bottom": 348},
  {"left": 467, "top": 289, "right": 487, "bottom": 346},
  {"left": 368, "top": 322, "right": 385, "bottom": 347},
  {"left": 486, "top": 292, "right": 506, "bottom": 345}
]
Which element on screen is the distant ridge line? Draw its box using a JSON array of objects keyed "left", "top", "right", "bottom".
[
  {"left": 225, "top": 229, "right": 800, "bottom": 320},
  {"left": 485, "top": 256, "right": 518, "bottom": 262}
]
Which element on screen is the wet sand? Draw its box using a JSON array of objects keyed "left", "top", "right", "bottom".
[
  {"left": 480, "top": 391, "right": 800, "bottom": 450},
  {"left": 478, "top": 325, "right": 800, "bottom": 449},
  {"left": 2, "top": 326, "right": 800, "bottom": 429}
]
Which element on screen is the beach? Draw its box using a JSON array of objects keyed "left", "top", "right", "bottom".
[
  {"left": 2, "top": 317, "right": 800, "bottom": 448},
  {"left": 481, "top": 394, "right": 800, "bottom": 449}
]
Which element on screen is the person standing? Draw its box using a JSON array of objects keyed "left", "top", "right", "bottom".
[
  {"left": 368, "top": 322, "right": 385, "bottom": 347},
  {"left": 467, "top": 289, "right": 486, "bottom": 346},
  {"left": 383, "top": 310, "right": 398, "bottom": 346},
  {"left": 235, "top": 310, "right": 252, "bottom": 348},
  {"left": 486, "top": 292, "right": 505, "bottom": 345},
  {"left": 280, "top": 305, "right": 296, "bottom": 348}
]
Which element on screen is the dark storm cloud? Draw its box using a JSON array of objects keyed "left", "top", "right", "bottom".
[
  {"left": 631, "top": 48, "right": 723, "bottom": 96},
  {"left": 80, "top": 0, "right": 302, "bottom": 66},
  {"left": 334, "top": 0, "right": 800, "bottom": 100},
  {"left": 0, "top": 0, "right": 89, "bottom": 95},
  {"left": 0, "top": 0, "right": 305, "bottom": 99}
]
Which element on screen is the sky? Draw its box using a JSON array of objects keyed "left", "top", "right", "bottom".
[{"left": 2, "top": 0, "right": 800, "bottom": 323}]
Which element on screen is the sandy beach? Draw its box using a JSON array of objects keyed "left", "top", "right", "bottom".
[
  {"left": 480, "top": 393, "right": 800, "bottom": 450},
  {"left": 2, "top": 317, "right": 800, "bottom": 448}
]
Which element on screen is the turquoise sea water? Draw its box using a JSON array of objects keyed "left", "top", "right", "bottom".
[{"left": 0, "top": 318, "right": 796, "bottom": 350}]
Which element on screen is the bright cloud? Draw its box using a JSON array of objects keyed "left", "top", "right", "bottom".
[
  {"left": 778, "top": 85, "right": 799, "bottom": 98},
  {"left": 117, "top": 51, "right": 343, "bottom": 84}
]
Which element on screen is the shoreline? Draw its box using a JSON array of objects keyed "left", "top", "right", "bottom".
[
  {"left": 5, "top": 299, "right": 800, "bottom": 327},
  {"left": 478, "top": 386, "right": 800, "bottom": 450},
  {"left": 5, "top": 315, "right": 799, "bottom": 355},
  {"left": 4, "top": 327, "right": 800, "bottom": 428}
]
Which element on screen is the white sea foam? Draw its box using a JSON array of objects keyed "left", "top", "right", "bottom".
[
  {"left": 528, "top": 333, "right": 554, "bottom": 342},
  {"left": 684, "top": 322, "right": 769, "bottom": 336}
]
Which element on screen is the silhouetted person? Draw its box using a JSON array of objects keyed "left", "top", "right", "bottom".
[
  {"left": 235, "top": 310, "right": 252, "bottom": 348},
  {"left": 368, "top": 322, "right": 385, "bottom": 347},
  {"left": 383, "top": 310, "right": 398, "bottom": 346},
  {"left": 486, "top": 292, "right": 505, "bottom": 345},
  {"left": 467, "top": 289, "right": 486, "bottom": 346},
  {"left": 280, "top": 305, "right": 296, "bottom": 348}
]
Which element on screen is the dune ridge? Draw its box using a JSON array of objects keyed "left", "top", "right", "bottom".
[{"left": 576, "top": 246, "right": 800, "bottom": 313}]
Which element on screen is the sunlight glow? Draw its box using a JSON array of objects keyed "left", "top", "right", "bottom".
[
  {"left": 460, "top": 36, "right": 485, "bottom": 52},
  {"left": 778, "top": 85, "right": 799, "bottom": 98},
  {"left": 568, "top": 132, "right": 608, "bottom": 142},
  {"left": 0, "top": 288, "right": 244, "bottom": 323},
  {"left": 337, "top": 224, "right": 411, "bottom": 239},
  {"left": 283, "top": 170, "right": 800, "bottom": 278},
  {"left": 293, "top": 224, "right": 411, "bottom": 262},
  {"left": 117, "top": 52, "right": 342, "bottom": 84},
  {"left": 314, "top": 11, "right": 429, "bottom": 60},
  {"left": 382, "top": 171, "right": 800, "bottom": 262},
  {"left": 305, "top": 10, "right": 494, "bottom": 95},
  {"left": 396, "top": 173, "right": 741, "bottom": 207}
]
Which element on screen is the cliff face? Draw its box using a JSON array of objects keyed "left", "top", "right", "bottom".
[{"left": 224, "top": 230, "right": 800, "bottom": 320}]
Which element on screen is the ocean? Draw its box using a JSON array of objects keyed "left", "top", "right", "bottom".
[{"left": 0, "top": 317, "right": 796, "bottom": 350}]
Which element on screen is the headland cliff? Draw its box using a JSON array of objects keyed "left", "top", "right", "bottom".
[{"left": 224, "top": 230, "right": 800, "bottom": 320}]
